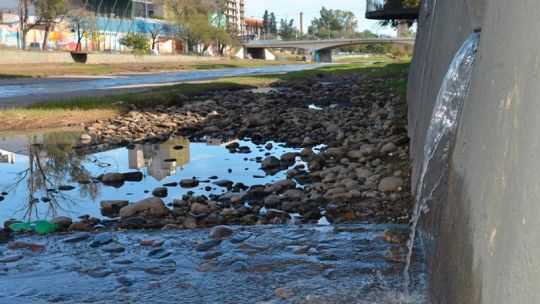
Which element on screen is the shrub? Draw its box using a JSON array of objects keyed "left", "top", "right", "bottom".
[{"left": 119, "top": 33, "right": 150, "bottom": 55}]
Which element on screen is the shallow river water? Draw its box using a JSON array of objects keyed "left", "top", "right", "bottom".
[
  {"left": 0, "top": 131, "right": 426, "bottom": 303},
  {"left": 0, "top": 132, "right": 320, "bottom": 223},
  {"left": 0, "top": 224, "right": 425, "bottom": 303}
]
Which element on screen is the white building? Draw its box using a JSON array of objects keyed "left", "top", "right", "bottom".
[{"left": 225, "top": 0, "right": 245, "bottom": 36}]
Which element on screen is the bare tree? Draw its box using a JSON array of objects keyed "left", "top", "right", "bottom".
[
  {"left": 18, "top": 0, "right": 41, "bottom": 50},
  {"left": 70, "top": 3, "right": 97, "bottom": 51}
]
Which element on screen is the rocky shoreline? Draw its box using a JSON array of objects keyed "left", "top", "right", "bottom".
[{"left": 3, "top": 71, "right": 411, "bottom": 238}]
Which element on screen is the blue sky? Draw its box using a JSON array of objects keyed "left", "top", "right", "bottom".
[{"left": 245, "top": 0, "right": 397, "bottom": 36}]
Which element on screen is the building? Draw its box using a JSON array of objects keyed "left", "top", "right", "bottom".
[
  {"left": 0, "top": 0, "right": 178, "bottom": 52},
  {"left": 225, "top": 0, "right": 246, "bottom": 36},
  {"left": 244, "top": 17, "right": 263, "bottom": 40}
]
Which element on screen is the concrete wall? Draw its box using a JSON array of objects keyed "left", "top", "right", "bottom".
[
  {"left": 0, "top": 50, "right": 219, "bottom": 65},
  {"left": 409, "top": 0, "right": 540, "bottom": 303},
  {"left": 408, "top": 0, "right": 540, "bottom": 304}
]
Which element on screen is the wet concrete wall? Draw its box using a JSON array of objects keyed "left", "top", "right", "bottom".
[{"left": 407, "top": 0, "right": 540, "bottom": 302}]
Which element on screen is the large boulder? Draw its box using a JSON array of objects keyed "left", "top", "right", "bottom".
[
  {"left": 100, "top": 200, "right": 129, "bottom": 217},
  {"left": 119, "top": 197, "right": 170, "bottom": 218},
  {"left": 261, "top": 156, "right": 281, "bottom": 169}
]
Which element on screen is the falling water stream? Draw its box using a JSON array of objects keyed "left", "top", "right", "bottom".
[{"left": 403, "top": 32, "right": 481, "bottom": 291}]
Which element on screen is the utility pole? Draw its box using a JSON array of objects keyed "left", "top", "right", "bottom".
[{"left": 299, "top": 12, "right": 303, "bottom": 39}]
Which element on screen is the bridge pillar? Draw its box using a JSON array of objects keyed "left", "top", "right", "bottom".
[
  {"left": 245, "top": 48, "right": 276, "bottom": 60},
  {"left": 313, "top": 49, "right": 333, "bottom": 62}
]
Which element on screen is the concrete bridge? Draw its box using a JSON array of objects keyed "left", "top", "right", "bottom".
[{"left": 239, "top": 37, "right": 416, "bottom": 62}]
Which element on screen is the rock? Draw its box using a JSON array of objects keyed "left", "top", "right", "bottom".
[
  {"left": 62, "top": 233, "right": 90, "bottom": 243},
  {"left": 191, "top": 202, "right": 211, "bottom": 214},
  {"left": 196, "top": 261, "right": 217, "bottom": 272},
  {"left": 302, "top": 137, "right": 317, "bottom": 146},
  {"left": 121, "top": 216, "right": 146, "bottom": 229},
  {"left": 291, "top": 245, "right": 310, "bottom": 254},
  {"left": 100, "top": 173, "right": 125, "bottom": 186},
  {"left": 69, "top": 221, "right": 92, "bottom": 232},
  {"left": 346, "top": 150, "right": 363, "bottom": 160},
  {"left": 230, "top": 232, "right": 253, "bottom": 244},
  {"left": 119, "top": 197, "right": 170, "bottom": 218},
  {"left": 196, "top": 239, "right": 221, "bottom": 252},
  {"left": 51, "top": 216, "right": 73, "bottom": 229},
  {"left": 261, "top": 156, "right": 281, "bottom": 169},
  {"left": 264, "top": 209, "right": 291, "bottom": 223},
  {"left": 152, "top": 187, "right": 168, "bottom": 198},
  {"left": 116, "top": 275, "right": 135, "bottom": 287},
  {"left": 148, "top": 248, "right": 172, "bottom": 259},
  {"left": 0, "top": 229, "right": 12, "bottom": 244},
  {"left": 378, "top": 177, "right": 405, "bottom": 192},
  {"left": 180, "top": 179, "right": 200, "bottom": 188},
  {"left": 274, "top": 288, "right": 295, "bottom": 298},
  {"left": 90, "top": 232, "right": 114, "bottom": 247},
  {"left": 144, "top": 259, "right": 177, "bottom": 275},
  {"left": 264, "top": 195, "right": 281, "bottom": 208},
  {"left": 385, "top": 251, "right": 406, "bottom": 263},
  {"left": 381, "top": 142, "right": 397, "bottom": 153},
  {"left": 209, "top": 225, "right": 234, "bottom": 240},
  {"left": 141, "top": 238, "right": 165, "bottom": 247},
  {"left": 100, "top": 200, "right": 129, "bottom": 218},
  {"left": 79, "top": 134, "right": 92, "bottom": 141},
  {"left": 383, "top": 229, "right": 409, "bottom": 244},
  {"left": 182, "top": 216, "right": 198, "bottom": 229},
  {"left": 102, "top": 244, "right": 126, "bottom": 253},
  {"left": 280, "top": 152, "right": 298, "bottom": 163},
  {"left": 284, "top": 189, "right": 305, "bottom": 201},
  {"left": 0, "top": 255, "right": 23, "bottom": 263},
  {"left": 356, "top": 168, "right": 374, "bottom": 179},
  {"left": 214, "top": 180, "right": 233, "bottom": 188},
  {"left": 123, "top": 172, "right": 143, "bottom": 182},
  {"left": 161, "top": 224, "right": 179, "bottom": 230}
]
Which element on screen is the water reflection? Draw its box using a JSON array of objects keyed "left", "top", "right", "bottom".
[
  {"left": 129, "top": 138, "right": 191, "bottom": 181},
  {"left": 0, "top": 132, "right": 302, "bottom": 222},
  {"left": 0, "top": 133, "right": 99, "bottom": 220}
]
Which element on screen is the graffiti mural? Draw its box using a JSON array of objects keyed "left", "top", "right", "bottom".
[{"left": 0, "top": 13, "right": 177, "bottom": 53}]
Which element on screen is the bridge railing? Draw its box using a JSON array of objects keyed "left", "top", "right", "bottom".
[{"left": 366, "top": 0, "right": 420, "bottom": 20}]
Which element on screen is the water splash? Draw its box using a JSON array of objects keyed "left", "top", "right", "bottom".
[{"left": 404, "top": 32, "right": 481, "bottom": 289}]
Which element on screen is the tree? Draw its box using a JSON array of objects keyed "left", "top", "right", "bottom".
[
  {"left": 165, "top": 0, "right": 234, "bottom": 54},
  {"left": 70, "top": 3, "right": 97, "bottom": 52},
  {"left": 307, "top": 7, "right": 357, "bottom": 38},
  {"left": 147, "top": 23, "right": 164, "bottom": 50},
  {"left": 278, "top": 19, "right": 296, "bottom": 40},
  {"left": 34, "top": 0, "right": 69, "bottom": 50},
  {"left": 262, "top": 10, "right": 278, "bottom": 37},
  {"left": 119, "top": 33, "right": 150, "bottom": 55},
  {"left": 18, "top": 0, "right": 40, "bottom": 50}
]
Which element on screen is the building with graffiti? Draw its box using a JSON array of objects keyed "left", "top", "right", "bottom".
[{"left": 0, "top": 0, "right": 179, "bottom": 53}]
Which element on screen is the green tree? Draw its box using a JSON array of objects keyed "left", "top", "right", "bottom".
[
  {"left": 119, "top": 33, "right": 150, "bottom": 55},
  {"left": 307, "top": 7, "right": 357, "bottom": 38},
  {"left": 278, "top": 18, "right": 296, "bottom": 40},
  {"left": 165, "top": 0, "right": 235, "bottom": 54}
]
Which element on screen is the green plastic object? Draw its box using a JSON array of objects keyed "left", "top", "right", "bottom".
[{"left": 10, "top": 220, "right": 60, "bottom": 234}]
